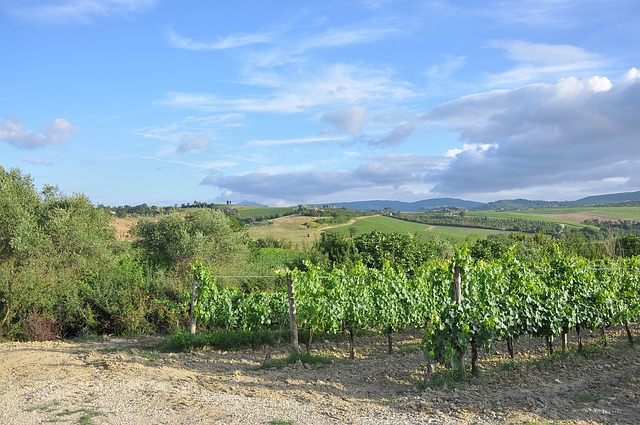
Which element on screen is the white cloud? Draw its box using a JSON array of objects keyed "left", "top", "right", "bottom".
[
  {"left": 490, "top": 40, "right": 599, "bottom": 65},
  {"left": 0, "top": 117, "right": 78, "bottom": 149},
  {"left": 246, "top": 26, "right": 399, "bottom": 69},
  {"left": 21, "top": 157, "right": 53, "bottom": 166},
  {"left": 4, "top": 0, "right": 156, "bottom": 24},
  {"left": 321, "top": 106, "right": 368, "bottom": 135},
  {"left": 161, "top": 64, "right": 415, "bottom": 114},
  {"left": 482, "top": 0, "right": 582, "bottom": 28},
  {"left": 167, "top": 29, "right": 274, "bottom": 50},
  {"left": 367, "top": 121, "right": 420, "bottom": 146},
  {"left": 299, "top": 27, "right": 398, "bottom": 50},
  {"left": 246, "top": 135, "right": 348, "bottom": 147},
  {"left": 175, "top": 134, "right": 209, "bottom": 154},
  {"left": 130, "top": 155, "right": 235, "bottom": 170},
  {"left": 486, "top": 40, "right": 606, "bottom": 86}
]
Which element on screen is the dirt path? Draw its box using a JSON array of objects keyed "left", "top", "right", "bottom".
[
  {"left": 321, "top": 215, "right": 377, "bottom": 231},
  {"left": 1, "top": 329, "right": 638, "bottom": 424}
]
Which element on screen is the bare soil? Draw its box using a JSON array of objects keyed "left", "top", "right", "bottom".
[
  {"left": 112, "top": 217, "right": 136, "bottom": 241},
  {"left": 1, "top": 326, "right": 638, "bottom": 424},
  {"left": 546, "top": 212, "right": 632, "bottom": 223}
]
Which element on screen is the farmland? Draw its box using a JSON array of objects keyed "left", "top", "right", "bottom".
[{"left": 244, "top": 205, "right": 640, "bottom": 244}]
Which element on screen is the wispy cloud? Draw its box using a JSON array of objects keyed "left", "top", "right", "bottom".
[
  {"left": 490, "top": 40, "right": 600, "bottom": 65},
  {"left": 486, "top": 40, "right": 607, "bottom": 86},
  {"left": 136, "top": 114, "right": 242, "bottom": 141},
  {"left": 126, "top": 155, "right": 236, "bottom": 170},
  {"left": 4, "top": 0, "right": 157, "bottom": 24},
  {"left": 299, "top": 27, "right": 398, "bottom": 50},
  {"left": 321, "top": 106, "right": 368, "bottom": 135},
  {"left": 246, "top": 135, "right": 348, "bottom": 147},
  {"left": 22, "top": 157, "right": 54, "bottom": 166},
  {"left": 247, "top": 26, "right": 399, "bottom": 68},
  {"left": 481, "top": 0, "right": 581, "bottom": 27},
  {"left": 175, "top": 134, "right": 210, "bottom": 154},
  {"left": 0, "top": 117, "right": 78, "bottom": 149},
  {"left": 160, "top": 64, "right": 415, "bottom": 113},
  {"left": 167, "top": 28, "right": 274, "bottom": 50}
]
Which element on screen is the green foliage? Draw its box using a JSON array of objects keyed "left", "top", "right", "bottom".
[
  {"left": 0, "top": 167, "right": 184, "bottom": 339},
  {"left": 235, "top": 206, "right": 297, "bottom": 223},
  {"left": 314, "top": 232, "right": 358, "bottom": 267},
  {"left": 132, "top": 208, "right": 250, "bottom": 278},
  {"left": 261, "top": 350, "right": 333, "bottom": 369},
  {"left": 162, "top": 329, "right": 282, "bottom": 352},
  {"left": 354, "top": 230, "right": 438, "bottom": 271}
]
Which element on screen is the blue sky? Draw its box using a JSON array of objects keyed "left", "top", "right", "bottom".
[{"left": 1, "top": 0, "right": 639, "bottom": 206}]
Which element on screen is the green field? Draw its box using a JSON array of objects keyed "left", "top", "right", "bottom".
[
  {"left": 233, "top": 206, "right": 297, "bottom": 220},
  {"left": 324, "top": 216, "right": 508, "bottom": 240},
  {"left": 526, "top": 206, "right": 640, "bottom": 219},
  {"left": 244, "top": 205, "right": 640, "bottom": 247}
]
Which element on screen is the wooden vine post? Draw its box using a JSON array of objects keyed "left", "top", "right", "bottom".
[
  {"left": 453, "top": 265, "right": 466, "bottom": 377},
  {"left": 286, "top": 273, "right": 300, "bottom": 353},
  {"left": 189, "top": 274, "right": 199, "bottom": 335}
]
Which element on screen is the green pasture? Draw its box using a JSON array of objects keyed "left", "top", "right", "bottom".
[
  {"left": 233, "top": 206, "right": 297, "bottom": 220},
  {"left": 247, "top": 215, "right": 322, "bottom": 247},
  {"left": 325, "top": 216, "right": 508, "bottom": 241}
]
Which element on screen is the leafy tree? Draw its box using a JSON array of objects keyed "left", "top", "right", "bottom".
[
  {"left": 0, "top": 167, "right": 45, "bottom": 260},
  {"left": 132, "top": 208, "right": 250, "bottom": 278},
  {"left": 314, "top": 232, "right": 358, "bottom": 268}
]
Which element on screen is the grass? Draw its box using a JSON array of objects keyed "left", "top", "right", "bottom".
[
  {"left": 26, "top": 401, "right": 62, "bottom": 413},
  {"left": 54, "top": 409, "right": 103, "bottom": 424},
  {"left": 234, "top": 206, "right": 297, "bottom": 220},
  {"left": 26, "top": 402, "right": 102, "bottom": 425},
  {"left": 161, "top": 329, "right": 286, "bottom": 352},
  {"left": 161, "top": 327, "right": 378, "bottom": 353},
  {"left": 268, "top": 420, "right": 295, "bottom": 425},
  {"left": 260, "top": 350, "right": 334, "bottom": 370},
  {"left": 247, "top": 215, "right": 325, "bottom": 247}
]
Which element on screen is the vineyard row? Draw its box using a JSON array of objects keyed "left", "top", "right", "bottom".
[{"left": 192, "top": 249, "right": 640, "bottom": 373}]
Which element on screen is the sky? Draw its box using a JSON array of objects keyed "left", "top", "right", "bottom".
[{"left": 1, "top": 0, "right": 640, "bottom": 207}]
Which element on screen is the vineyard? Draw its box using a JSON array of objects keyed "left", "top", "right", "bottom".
[{"left": 192, "top": 247, "right": 640, "bottom": 377}]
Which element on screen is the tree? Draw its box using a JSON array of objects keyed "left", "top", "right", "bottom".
[
  {"left": 314, "top": 232, "right": 358, "bottom": 267},
  {"left": 132, "top": 208, "right": 250, "bottom": 277},
  {"left": 0, "top": 167, "right": 45, "bottom": 260}
]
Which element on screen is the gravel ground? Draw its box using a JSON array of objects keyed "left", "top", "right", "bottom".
[{"left": 0, "top": 327, "right": 638, "bottom": 424}]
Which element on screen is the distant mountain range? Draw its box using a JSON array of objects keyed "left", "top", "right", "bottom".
[{"left": 311, "top": 190, "right": 640, "bottom": 212}]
